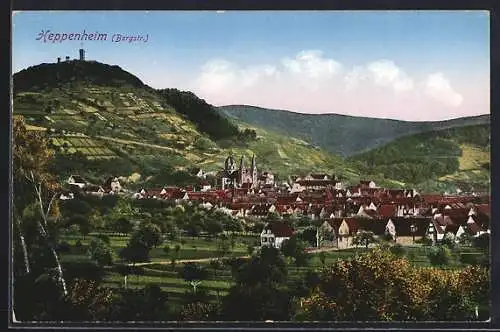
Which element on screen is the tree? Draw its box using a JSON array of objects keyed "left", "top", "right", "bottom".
[
  {"left": 352, "top": 230, "right": 378, "bottom": 250},
  {"left": 112, "top": 217, "right": 134, "bottom": 234},
  {"left": 179, "top": 263, "right": 209, "bottom": 294},
  {"left": 65, "top": 278, "right": 115, "bottom": 320},
  {"left": 13, "top": 116, "right": 68, "bottom": 296},
  {"left": 179, "top": 301, "right": 219, "bottom": 321},
  {"left": 163, "top": 244, "right": 170, "bottom": 256},
  {"left": 280, "top": 235, "right": 310, "bottom": 267},
  {"left": 319, "top": 251, "right": 327, "bottom": 269},
  {"left": 298, "top": 227, "right": 317, "bottom": 247},
  {"left": 119, "top": 238, "right": 150, "bottom": 264},
  {"left": 209, "top": 259, "right": 222, "bottom": 277},
  {"left": 220, "top": 247, "right": 292, "bottom": 320},
  {"left": 87, "top": 239, "right": 114, "bottom": 267},
  {"left": 216, "top": 235, "right": 231, "bottom": 257},
  {"left": 297, "top": 248, "right": 483, "bottom": 321},
  {"left": 205, "top": 218, "right": 223, "bottom": 238},
  {"left": 427, "top": 245, "right": 452, "bottom": 266},
  {"left": 135, "top": 222, "right": 163, "bottom": 249}
]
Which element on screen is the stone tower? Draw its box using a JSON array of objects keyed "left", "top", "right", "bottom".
[{"left": 79, "top": 48, "right": 85, "bottom": 61}]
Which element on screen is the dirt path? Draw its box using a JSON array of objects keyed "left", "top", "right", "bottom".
[{"left": 130, "top": 255, "right": 250, "bottom": 267}]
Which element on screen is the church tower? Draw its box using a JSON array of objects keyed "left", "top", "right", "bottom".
[
  {"left": 239, "top": 155, "right": 245, "bottom": 187},
  {"left": 251, "top": 154, "right": 258, "bottom": 188}
]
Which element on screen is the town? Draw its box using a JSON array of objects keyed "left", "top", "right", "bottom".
[{"left": 64, "top": 153, "right": 491, "bottom": 250}]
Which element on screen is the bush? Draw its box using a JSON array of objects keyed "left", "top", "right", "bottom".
[
  {"left": 441, "top": 233, "right": 456, "bottom": 249},
  {"left": 427, "top": 246, "right": 452, "bottom": 266}
]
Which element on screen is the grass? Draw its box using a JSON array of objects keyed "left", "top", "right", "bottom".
[
  {"left": 458, "top": 144, "right": 490, "bottom": 171},
  {"left": 58, "top": 232, "right": 488, "bottom": 315}
]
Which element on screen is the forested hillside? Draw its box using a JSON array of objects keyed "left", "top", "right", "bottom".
[
  {"left": 218, "top": 105, "right": 490, "bottom": 157},
  {"left": 347, "top": 124, "right": 490, "bottom": 192}
]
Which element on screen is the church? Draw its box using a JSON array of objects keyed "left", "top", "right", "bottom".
[{"left": 220, "top": 154, "right": 258, "bottom": 189}]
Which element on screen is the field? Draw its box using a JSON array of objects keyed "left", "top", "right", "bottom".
[{"left": 59, "top": 232, "right": 487, "bottom": 313}]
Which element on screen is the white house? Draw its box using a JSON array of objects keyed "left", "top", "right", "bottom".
[
  {"left": 385, "top": 218, "right": 396, "bottom": 240},
  {"left": 260, "top": 222, "right": 294, "bottom": 249},
  {"left": 59, "top": 192, "right": 74, "bottom": 200},
  {"left": 338, "top": 219, "right": 351, "bottom": 249},
  {"left": 67, "top": 175, "right": 87, "bottom": 188}
]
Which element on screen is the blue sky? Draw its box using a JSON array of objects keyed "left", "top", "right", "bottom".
[{"left": 12, "top": 11, "right": 490, "bottom": 120}]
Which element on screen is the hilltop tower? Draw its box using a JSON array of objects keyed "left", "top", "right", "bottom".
[{"left": 79, "top": 48, "right": 85, "bottom": 61}]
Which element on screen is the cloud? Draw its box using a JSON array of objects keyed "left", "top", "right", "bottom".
[
  {"left": 194, "top": 59, "right": 278, "bottom": 95},
  {"left": 186, "top": 50, "right": 478, "bottom": 120},
  {"left": 345, "top": 60, "right": 413, "bottom": 92},
  {"left": 281, "top": 50, "right": 342, "bottom": 79},
  {"left": 425, "top": 72, "right": 463, "bottom": 107}
]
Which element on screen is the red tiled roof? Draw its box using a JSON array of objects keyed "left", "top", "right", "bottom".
[
  {"left": 476, "top": 204, "right": 490, "bottom": 218},
  {"left": 267, "top": 222, "right": 294, "bottom": 237},
  {"left": 378, "top": 205, "right": 396, "bottom": 218}
]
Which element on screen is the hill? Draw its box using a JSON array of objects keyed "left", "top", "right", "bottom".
[
  {"left": 347, "top": 124, "right": 490, "bottom": 192},
  {"left": 218, "top": 105, "right": 490, "bottom": 157},
  {"left": 13, "top": 60, "right": 347, "bottom": 186}
]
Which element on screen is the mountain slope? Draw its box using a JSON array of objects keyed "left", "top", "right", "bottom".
[
  {"left": 347, "top": 124, "right": 490, "bottom": 192},
  {"left": 13, "top": 60, "right": 347, "bottom": 185},
  {"left": 218, "top": 105, "right": 490, "bottom": 157}
]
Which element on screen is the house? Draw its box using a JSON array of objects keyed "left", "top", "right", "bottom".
[
  {"left": 200, "top": 181, "right": 212, "bottom": 192},
  {"left": 84, "top": 185, "right": 105, "bottom": 196},
  {"left": 337, "top": 218, "right": 358, "bottom": 249},
  {"left": 192, "top": 168, "right": 205, "bottom": 179},
  {"left": 260, "top": 222, "right": 294, "bottom": 249},
  {"left": 67, "top": 175, "right": 87, "bottom": 188},
  {"left": 104, "top": 176, "right": 122, "bottom": 193},
  {"left": 360, "top": 180, "right": 376, "bottom": 189},
  {"left": 318, "top": 220, "right": 339, "bottom": 248},
  {"left": 385, "top": 218, "right": 396, "bottom": 240},
  {"left": 59, "top": 192, "right": 74, "bottom": 200}
]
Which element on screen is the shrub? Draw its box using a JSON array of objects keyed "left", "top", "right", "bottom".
[
  {"left": 441, "top": 233, "right": 456, "bottom": 249},
  {"left": 427, "top": 246, "right": 452, "bottom": 266}
]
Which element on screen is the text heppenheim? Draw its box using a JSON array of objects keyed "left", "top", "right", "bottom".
[{"left": 36, "top": 30, "right": 149, "bottom": 43}]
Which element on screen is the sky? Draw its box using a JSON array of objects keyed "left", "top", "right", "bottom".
[{"left": 12, "top": 11, "right": 490, "bottom": 121}]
